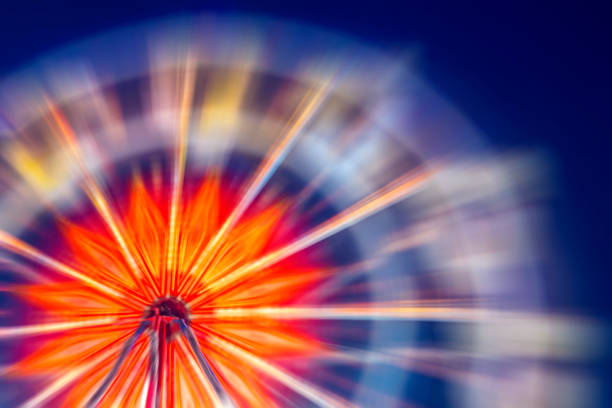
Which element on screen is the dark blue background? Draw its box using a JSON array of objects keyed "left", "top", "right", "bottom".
[{"left": 1, "top": 0, "right": 610, "bottom": 400}]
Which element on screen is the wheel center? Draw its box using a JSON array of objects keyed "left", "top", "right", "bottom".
[{"left": 145, "top": 296, "right": 189, "bottom": 321}]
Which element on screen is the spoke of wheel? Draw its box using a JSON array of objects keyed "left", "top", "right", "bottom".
[
  {"left": 86, "top": 320, "right": 149, "bottom": 408},
  {"left": 178, "top": 319, "right": 235, "bottom": 407},
  {"left": 145, "top": 315, "right": 161, "bottom": 408}
]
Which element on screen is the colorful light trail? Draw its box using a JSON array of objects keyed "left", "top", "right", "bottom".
[{"left": 0, "top": 15, "right": 601, "bottom": 407}]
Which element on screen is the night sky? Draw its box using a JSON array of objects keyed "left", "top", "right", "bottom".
[{"left": 2, "top": 0, "right": 609, "bottom": 348}]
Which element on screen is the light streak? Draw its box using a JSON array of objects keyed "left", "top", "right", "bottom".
[
  {"left": 44, "top": 98, "right": 161, "bottom": 300},
  {"left": 207, "top": 333, "right": 356, "bottom": 408},
  {"left": 167, "top": 56, "right": 196, "bottom": 295},
  {"left": 86, "top": 320, "right": 149, "bottom": 407},
  {"left": 19, "top": 342, "right": 120, "bottom": 408},
  {"left": 0, "top": 230, "right": 125, "bottom": 301},
  {"left": 180, "top": 79, "right": 333, "bottom": 297},
  {"left": 0, "top": 317, "right": 118, "bottom": 338},
  {"left": 191, "top": 166, "right": 432, "bottom": 305}
]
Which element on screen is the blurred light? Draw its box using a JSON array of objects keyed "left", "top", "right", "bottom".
[{"left": 0, "top": 14, "right": 603, "bottom": 408}]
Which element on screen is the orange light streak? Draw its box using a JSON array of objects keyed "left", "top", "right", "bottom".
[
  {"left": 44, "top": 97, "right": 161, "bottom": 300},
  {"left": 0, "top": 230, "right": 125, "bottom": 301},
  {"left": 191, "top": 166, "right": 432, "bottom": 306}
]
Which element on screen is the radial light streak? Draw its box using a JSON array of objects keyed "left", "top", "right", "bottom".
[
  {"left": 19, "top": 343, "right": 120, "bottom": 408},
  {"left": 0, "top": 317, "right": 118, "bottom": 339},
  {"left": 202, "top": 305, "right": 498, "bottom": 322},
  {"left": 287, "top": 115, "right": 370, "bottom": 214},
  {"left": 0, "top": 230, "right": 125, "bottom": 300},
  {"left": 191, "top": 166, "right": 432, "bottom": 305},
  {"left": 179, "top": 320, "right": 235, "bottom": 407},
  {"left": 175, "top": 337, "right": 226, "bottom": 408},
  {"left": 207, "top": 334, "right": 356, "bottom": 408},
  {"left": 44, "top": 98, "right": 161, "bottom": 300},
  {"left": 180, "top": 79, "right": 333, "bottom": 298},
  {"left": 167, "top": 56, "right": 196, "bottom": 295},
  {"left": 86, "top": 320, "right": 149, "bottom": 408},
  {"left": 99, "top": 341, "right": 149, "bottom": 407}
]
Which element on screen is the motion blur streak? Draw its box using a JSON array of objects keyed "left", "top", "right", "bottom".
[
  {"left": 0, "top": 317, "right": 116, "bottom": 338},
  {"left": 45, "top": 97, "right": 154, "bottom": 299},
  {"left": 167, "top": 55, "right": 196, "bottom": 296},
  {"left": 0, "top": 14, "right": 603, "bottom": 408},
  {"left": 192, "top": 166, "right": 432, "bottom": 305},
  {"left": 180, "top": 79, "right": 332, "bottom": 298},
  {"left": 0, "top": 230, "right": 125, "bottom": 299}
]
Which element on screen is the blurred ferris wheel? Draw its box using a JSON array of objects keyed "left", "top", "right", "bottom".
[{"left": 0, "top": 14, "right": 601, "bottom": 408}]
